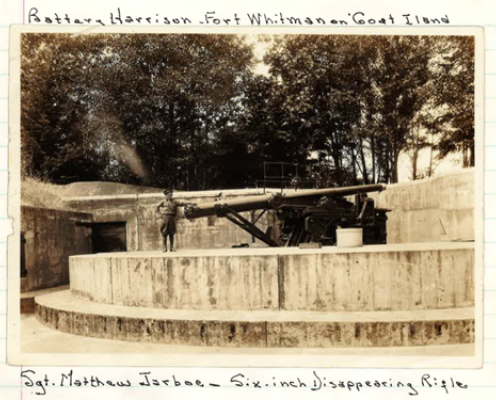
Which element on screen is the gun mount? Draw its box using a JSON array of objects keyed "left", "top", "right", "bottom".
[{"left": 183, "top": 184, "right": 389, "bottom": 247}]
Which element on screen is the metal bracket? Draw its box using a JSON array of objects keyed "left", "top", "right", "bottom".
[{"left": 223, "top": 206, "right": 280, "bottom": 247}]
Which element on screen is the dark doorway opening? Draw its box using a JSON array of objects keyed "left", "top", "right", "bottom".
[{"left": 91, "top": 222, "right": 127, "bottom": 253}]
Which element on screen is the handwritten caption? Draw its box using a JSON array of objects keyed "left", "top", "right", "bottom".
[
  {"left": 20, "top": 370, "right": 468, "bottom": 396},
  {"left": 27, "top": 8, "right": 450, "bottom": 27}
]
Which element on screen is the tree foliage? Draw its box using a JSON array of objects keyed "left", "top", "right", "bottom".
[
  {"left": 21, "top": 33, "right": 474, "bottom": 189},
  {"left": 426, "top": 36, "right": 475, "bottom": 167},
  {"left": 256, "top": 35, "right": 471, "bottom": 185},
  {"left": 22, "top": 33, "right": 254, "bottom": 189}
]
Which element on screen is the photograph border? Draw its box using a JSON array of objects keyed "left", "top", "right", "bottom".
[{"left": 7, "top": 24, "right": 485, "bottom": 368}]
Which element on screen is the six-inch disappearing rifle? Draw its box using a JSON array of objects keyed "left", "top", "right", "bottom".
[{"left": 183, "top": 184, "right": 388, "bottom": 247}]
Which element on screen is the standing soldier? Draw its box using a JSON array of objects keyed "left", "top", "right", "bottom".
[{"left": 156, "top": 189, "right": 188, "bottom": 252}]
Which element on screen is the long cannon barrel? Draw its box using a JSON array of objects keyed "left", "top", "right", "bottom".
[{"left": 184, "top": 184, "right": 386, "bottom": 220}]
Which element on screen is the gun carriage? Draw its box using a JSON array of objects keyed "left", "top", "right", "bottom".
[{"left": 184, "top": 184, "right": 389, "bottom": 247}]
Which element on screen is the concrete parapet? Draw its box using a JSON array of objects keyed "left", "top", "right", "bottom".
[
  {"left": 70, "top": 242, "right": 474, "bottom": 312},
  {"left": 21, "top": 206, "right": 93, "bottom": 292},
  {"left": 71, "top": 254, "right": 279, "bottom": 311},
  {"left": 35, "top": 290, "right": 474, "bottom": 348},
  {"left": 370, "top": 169, "right": 474, "bottom": 243},
  {"left": 61, "top": 170, "right": 474, "bottom": 249},
  {"left": 64, "top": 189, "right": 279, "bottom": 251}
]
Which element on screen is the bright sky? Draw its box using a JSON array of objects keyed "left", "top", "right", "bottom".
[
  {"left": 397, "top": 147, "right": 463, "bottom": 182},
  {"left": 247, "top": 34, "right": 271, "bottom": 76}
]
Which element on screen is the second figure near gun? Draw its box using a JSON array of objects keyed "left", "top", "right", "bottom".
[{"left": 156, "top": 189, "right": 188, "bottom": 252}]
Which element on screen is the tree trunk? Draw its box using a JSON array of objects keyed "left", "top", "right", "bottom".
[
  {"left": 470, "top": 141, "right": 475, "bottom": 167},
  {"left": 351, "top": 147, "right": 357, "bottom": 184},
  {"left": 358, "top": 135, "right": 369, "bottom": 184},
  {"left": 462, "top": 142, "right": 469, "bottom": 168},
  {"left": 329, "top": 130, "right": 342, "bottom": 186},
  {"left": 384, "top": 135, "right": 392, "bottom": 184},
  {"left": 411, "top": 148, "right": 419, "bottom": 180},
  {"left": 464, "top": 140, "right": 475, "bottom": 168},
  {"left": 392, "top": 149, "right": 400, "bottom": 183},
  {"left": 370, "top": 136, "right": 376, "bottom": 183},
  {"left": 427, "top": 146, "right": 433, "bottom": 177}
]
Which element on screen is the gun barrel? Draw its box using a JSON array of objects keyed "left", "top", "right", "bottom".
[
  {"left": 184, "top": 184, "right": 386, "bottom": 220},
  {"left": 282, "top": 184, "right": 386, "bottom": 200},
  {"left": 184, "top": 194, "right": 273, "bottom": 219}
]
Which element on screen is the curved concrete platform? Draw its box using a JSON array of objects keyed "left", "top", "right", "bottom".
[
  {"left": 69, "top": 242, "right": 474, "bottom": 312},
  {"left": 21, "top": 316, "right": 475, "bottom": 358},
  {"left": 35, "top": 290, "right": 474, "bottom": 348}
]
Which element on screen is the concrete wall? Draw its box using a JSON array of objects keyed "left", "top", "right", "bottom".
[
  {"left": 63, "top": 170, "right": 474, "bottom": 249},
  {"left": 279, "top": 246, "right": 474, "bottom": 311},
  {"left": 70, "top": 254, "right": 280, "bottom": 311},
  {"left": 21, "top": 206, "right": 93, "bottom": 293},
  {"left": 70, "top": 243, "right": 474, "bottom": 312},
  {"left": 370, "top": 169, "right": 474, "bottom": 243},
  {"left": 64, "top": 189, "right": 279, "bottom": 251}
]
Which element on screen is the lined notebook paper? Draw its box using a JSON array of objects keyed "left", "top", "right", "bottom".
[{"left": 0, "top": 0, "right": 495, "bottom": 398}]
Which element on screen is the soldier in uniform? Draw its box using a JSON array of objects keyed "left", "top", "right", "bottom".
[{"left": 156, "top": 189, "right": 188, "bottom": 252}]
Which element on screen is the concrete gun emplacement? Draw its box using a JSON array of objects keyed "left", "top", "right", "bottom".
[{"left": 184, "top": 184, "right": 388, "bottom": 247}]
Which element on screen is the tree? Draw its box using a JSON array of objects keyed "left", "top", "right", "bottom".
[
  {"left": 21, "top": 33, "right": 254, "bottom": 189},
  {"left": 262, "top": 35, "right": 435, "bottom": 185},
  {"left": 427, "top": 36, "right": 475, "bottom": 167},
  {"left": 22, "top": 33, "right": 475, "bottom": 190},
  {"left": 262, "top": 35, "right": 364, "bottom": 186}
]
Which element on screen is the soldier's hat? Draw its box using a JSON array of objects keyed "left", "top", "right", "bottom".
[{"left": 164, "top": 189, "right": 172, "bottom": 196}]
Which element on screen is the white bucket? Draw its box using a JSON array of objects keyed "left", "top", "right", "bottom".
[{"left": 336, "top": 228, "right": 363, "bottom": 247}]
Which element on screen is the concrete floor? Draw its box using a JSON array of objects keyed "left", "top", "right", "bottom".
[
  {"left": 22, "top": 315, "right": 474, "bottom": 356},
  {"left": 37, "top": 289, "right": 475, "bottom": 322}
]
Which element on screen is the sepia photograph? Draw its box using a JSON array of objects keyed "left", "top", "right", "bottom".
[{"left": 7, "top": 26, "right": 484, "bottom": 367}]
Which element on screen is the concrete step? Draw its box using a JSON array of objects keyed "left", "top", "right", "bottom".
[
  {"left": 21, "top": 285, "right": 70, "bottom": 314},
  {"left": 35, "top": 290, "right": 474, "bottom": 349}
]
